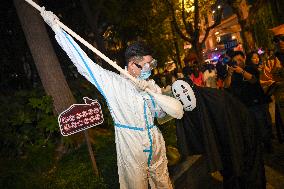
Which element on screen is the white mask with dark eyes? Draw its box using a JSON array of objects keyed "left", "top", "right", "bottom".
[{"left": 172, "top": 80, "right": 196, "bottom": 111}]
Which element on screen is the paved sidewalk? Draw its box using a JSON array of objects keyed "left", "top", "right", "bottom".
[
  {"left": 264, "top": 138, "right": 284, "bottom": 189},
  {"left": 170, "top": 137, "right": 284, "bottom": 189}
]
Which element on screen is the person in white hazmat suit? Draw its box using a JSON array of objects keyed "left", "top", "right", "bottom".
[{"left": 40, "top": 10, "right": 174, "bottom": 189}]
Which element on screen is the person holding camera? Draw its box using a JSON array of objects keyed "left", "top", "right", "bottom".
[
  {"left": 224, "top": 51, "right": 255, "bottom": 88},
  {"left": 224, "top": 51, "right": 272, "bottom": 153}
]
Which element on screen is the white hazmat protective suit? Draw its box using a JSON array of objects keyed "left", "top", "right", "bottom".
[{"left": 42, "top": 13, "right": 173, "bottom": 188}]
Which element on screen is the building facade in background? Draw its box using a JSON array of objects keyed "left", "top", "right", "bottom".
[{"left": 202, "top": 0, "right": 284, "bottom": 61}]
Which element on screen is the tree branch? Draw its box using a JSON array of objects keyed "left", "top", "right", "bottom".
[
  {"left": 201, "top": 7, "right": 223, "bottom": 45},
  {"left": 249, "top": 0, "right": 266, "bottom": 18},
  {"left": 181, "top": 0, "right": 194, "bottom": 36},
  {"left": 193, "top": 0, "right": 200, "bottom": 31},
  {"left": 164, "top": 0, "right": 192, "bottom": 42},
  {"left": 171, "top": 21, "right": 192, "bottom": 42},
  {"left": 193, "top": 0, "right": 200, "bottom": 43}
]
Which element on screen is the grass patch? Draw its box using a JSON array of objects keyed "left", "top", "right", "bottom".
[{"left": 0, "top": 129, "right": 118, "bottom": 189}]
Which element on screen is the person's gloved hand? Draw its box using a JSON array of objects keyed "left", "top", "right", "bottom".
[
  {"left": 135, "top": 79, "right": 161, "bottom": 93},
  {"left": 147, "top": 79, "right": 161, "bottom": 93},
  {"left": 40, "top": 7, "right": 59, "bottom": 29},
  {"left": 135, "top": 80, "right": 149, "bottom": 91}
]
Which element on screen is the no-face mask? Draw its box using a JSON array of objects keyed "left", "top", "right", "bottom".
[{"left": 172, "top": 80, "right": 196, "bottom": 111}]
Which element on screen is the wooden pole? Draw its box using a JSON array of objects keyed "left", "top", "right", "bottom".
[{"left": 84, "top": 130, "right": 99, "bottom": 176}]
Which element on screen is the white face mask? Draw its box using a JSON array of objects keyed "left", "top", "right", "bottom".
[{"left": 172, "top": 80, "right": 196, "bottom": 111}]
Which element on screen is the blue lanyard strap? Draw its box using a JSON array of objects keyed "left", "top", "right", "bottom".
[
  {"left": 114, "top": 123, "right": 155, "bottom": 131},
  {"left": 143, "top": 101, "right": 153, "bottom": 167},
  {"left": 148, "top": 94, "right": 158, "bottom": 117},
  {"left": 115, "top": 123, "right": 144, "bottom": 131}
]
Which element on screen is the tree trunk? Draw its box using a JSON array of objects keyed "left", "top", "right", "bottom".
[
  {"left": 14, "top": 0, "right": 76, "bottom": 160},
  {"left": 173, "top": 39, "right": 182, "bottom": 69},
  {"left": 236, "top": 18, "right": 255, "bottom": 53},
  {"left": 13, "top": 0, "right": 76, "bottom": 115},
  {"left": 14, "top": 1, "right": 101, "bottom": 171},
  {"left": 196, "top": 50, "right": 204, "bottom": 66},
  {"left": 171, "top": 23, "right": 182, "bottom": 68},
  {"left": 192, "top": 43, "right": 204, "bottom": 66},
  {"left": 229, "top": 0, "right": 256, "bottom": 53}
]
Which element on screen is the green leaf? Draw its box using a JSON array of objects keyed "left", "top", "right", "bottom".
[{"left": 37, "top": 115, "right": 58, "bottom": 133}]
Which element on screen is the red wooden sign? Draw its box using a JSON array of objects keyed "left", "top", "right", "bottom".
[{"left": 58, "top": 97, "right": 104, "bottom": 136}]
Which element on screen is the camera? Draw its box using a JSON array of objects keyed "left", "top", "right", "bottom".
[{"left": 227, "top": 60, "right": 237, "bottom": 67}]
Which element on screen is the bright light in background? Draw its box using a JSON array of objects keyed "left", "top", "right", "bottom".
[
  {"left": 212, "top": 10, "right": 215, "bottom": 14},
  {"left": 215, "top": 31, "right": 220, "bottom": 35},
  {"left": 232, "top": 35, "right": 236, "bottom": 40},
  {"left": 217, "top": 5, "right": 221, "bottom": 9},
  {"left": 258, "top": 48, "right": 264, "bottom": 55},
  {"left": 215, "top": 48, "right": 218, "bottom": 50}
]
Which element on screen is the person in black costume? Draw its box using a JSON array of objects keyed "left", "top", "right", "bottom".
[{"left": 172, "top": 79, "right": 266, "bottom": 189}]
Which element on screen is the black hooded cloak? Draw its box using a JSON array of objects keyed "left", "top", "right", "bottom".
[{"left": 175, "top": 79, "right": 266, "bottom": 189}]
